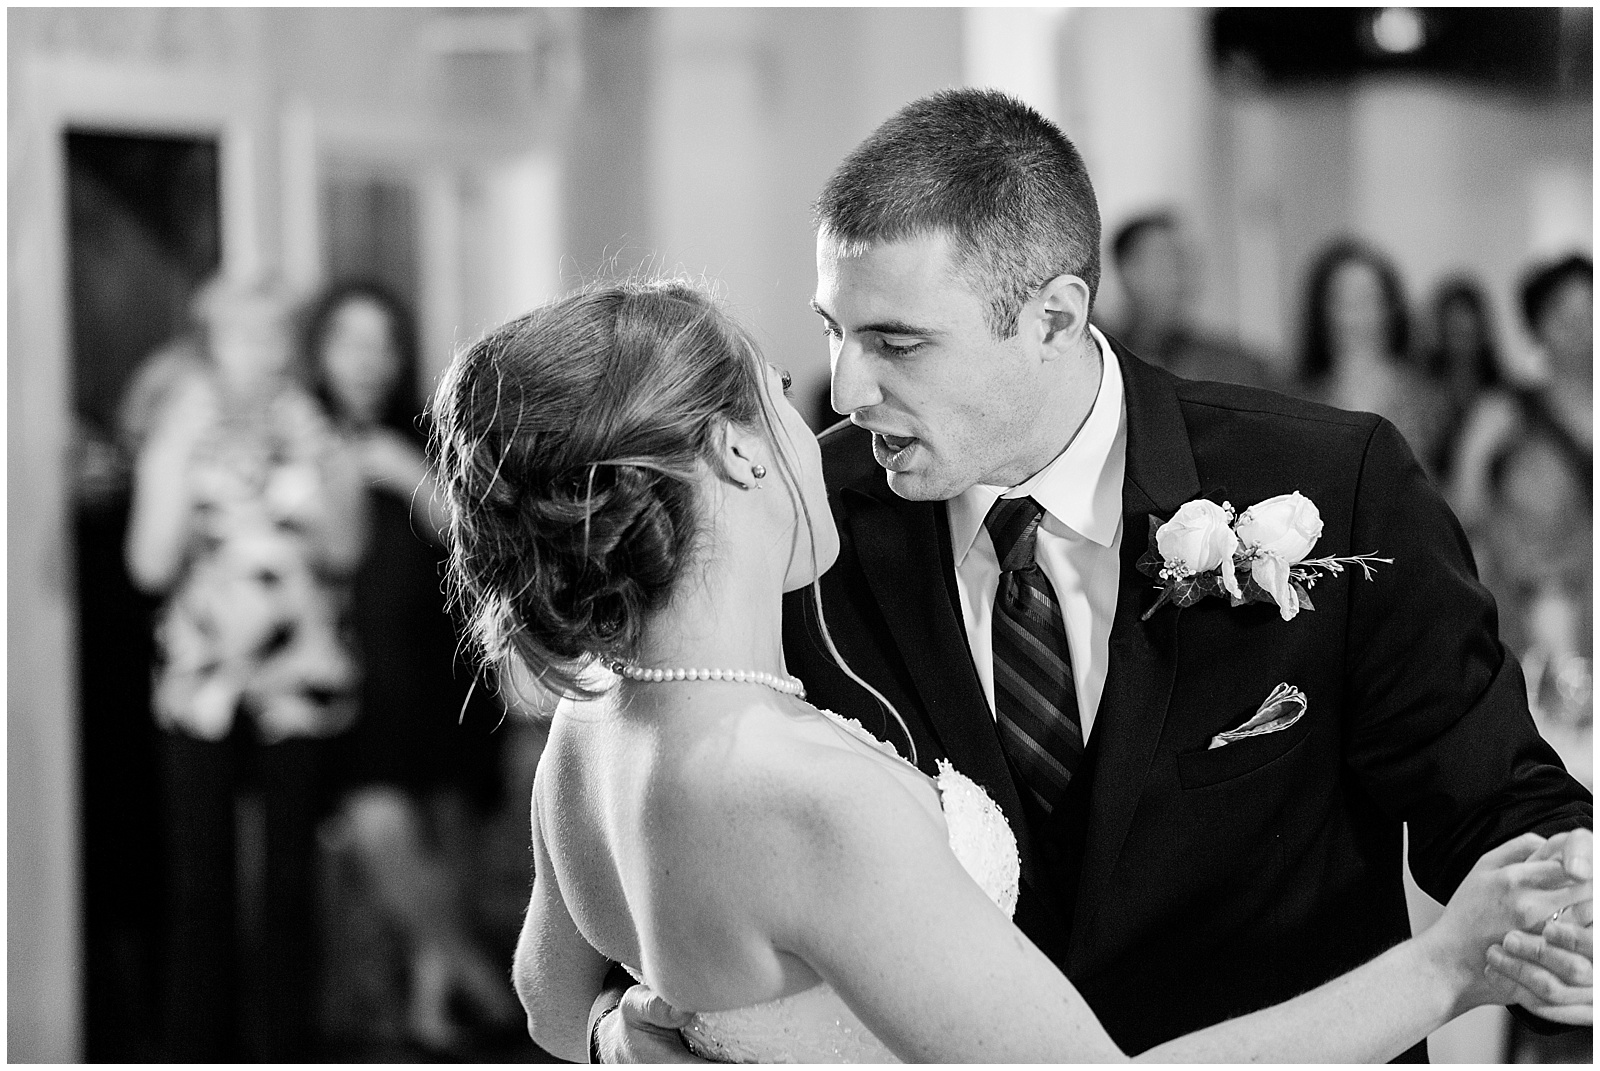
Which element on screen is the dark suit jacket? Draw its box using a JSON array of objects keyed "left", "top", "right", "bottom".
[{"left": 781, "top": 339, "right": 1591, "bottom": 1058}]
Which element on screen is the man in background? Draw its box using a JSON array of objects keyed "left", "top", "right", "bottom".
[{"left": 1104, "top": 210, "right": 1279, "bottom": 389}]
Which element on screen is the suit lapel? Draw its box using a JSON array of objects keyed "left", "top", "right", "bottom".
[
  {"left": 1069, "top": 343, "right": 1200, "bottom": 963},
  {"left": 842, "top": 476, "right": 1036, "bottom": 872}
]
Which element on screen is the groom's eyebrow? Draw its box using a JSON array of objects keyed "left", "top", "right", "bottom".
[{"left": 809, "top": 298, "right": 937, "bottom": 338}]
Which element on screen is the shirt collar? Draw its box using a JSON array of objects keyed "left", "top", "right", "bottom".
[{"left": 949, "top": 325, "right": 1127, "bottom": 563}]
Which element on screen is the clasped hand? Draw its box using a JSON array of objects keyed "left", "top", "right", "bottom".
[
  {"left": 593, "top": 985, "right": 705, "bottom": 1064},
  {"left": 1482, "top": 828, "right": 1593, "bottom": 1025}
]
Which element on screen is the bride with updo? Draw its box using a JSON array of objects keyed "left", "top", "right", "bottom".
[{"left": 430, "top": 278, "right": 1581, "bottom": 1063}]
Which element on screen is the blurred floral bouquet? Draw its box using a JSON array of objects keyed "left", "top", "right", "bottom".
[{"left": 1137, "top": 492, "right": 1391, "bottom": 622}]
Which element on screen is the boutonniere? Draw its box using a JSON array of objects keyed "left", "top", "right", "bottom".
[{"left": 1136, "top": 492, "right": 1391, "bottom": 622}]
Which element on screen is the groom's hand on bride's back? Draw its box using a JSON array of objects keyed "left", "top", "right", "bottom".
[
  {"left": 594, "top": 983, "right": 706, "bottom": 1063},
  {"left": 1486, "top": 828, "right": 1595, "bottom": 1026}
]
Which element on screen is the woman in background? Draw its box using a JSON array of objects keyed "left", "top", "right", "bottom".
[
  {"left": 1298, "top": 239, "right": 1446, "bottom": 473},
  {"left": 1449, "top": 254, "right": 1593, "bottom": 529},
  {"left": 1422, "top": 275, "right": 1502, "bottom": 483},
  {"left": 126, "top": 274, "right": 364, "bottom": 1061},
  {"left": 303, "top": 281, "right": 521, "bottom": 1055},
  {"left": 1445, "top": 254, "right": 1594, "bottom": 1064}
]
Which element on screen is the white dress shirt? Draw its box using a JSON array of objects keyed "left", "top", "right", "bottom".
[{"left": 947, "top": 325, "right": 1127, "bottom": 739}]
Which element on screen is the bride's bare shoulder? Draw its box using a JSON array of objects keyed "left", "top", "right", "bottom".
[
  {"left": 664, "top": 701, "right": 942, "bottom": 860},
  {"left": 541, "top": 693, "right": 939, "bottom": 860}
]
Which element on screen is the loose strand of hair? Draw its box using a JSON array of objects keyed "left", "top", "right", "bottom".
[
  {"left": 476, "top": 359, "right": 514, "bottom": 512},
  {"left": 809, "top": 578, "right": 917, "bottom": 768},
  {"left": 753, "top": 364, "right": 918, "bottom": 766},
  {"left": 582, "top": 461, "right": 599, "bottom": 565},
  {"left": 588, "top": 456, "right": 697, "bottom": 483}
]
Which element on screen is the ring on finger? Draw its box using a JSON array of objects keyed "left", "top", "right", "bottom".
[{"left": 1548, "top": 904, "right": 1572, "bottom": 926}]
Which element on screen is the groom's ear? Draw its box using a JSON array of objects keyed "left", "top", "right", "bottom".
[{"left": 1031, "top": 273, "right": 1092, "bottom": 358}]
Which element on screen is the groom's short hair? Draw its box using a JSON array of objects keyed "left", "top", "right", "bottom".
[{"left": 814, "top": 87, "right": 1101, "bottom": 339}]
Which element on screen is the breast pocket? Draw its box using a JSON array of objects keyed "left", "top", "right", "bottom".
[{"left": 1176, "top": 712, "right": 1314, "bottom": 790}]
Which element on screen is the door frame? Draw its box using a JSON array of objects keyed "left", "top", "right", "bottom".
[{"left": 7, "top": 53, "right": 266, "bottom": 1062}]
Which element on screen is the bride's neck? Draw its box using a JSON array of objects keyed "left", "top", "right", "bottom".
[{"left": 634, "top": 501, "right": 788, "bottom": 675}]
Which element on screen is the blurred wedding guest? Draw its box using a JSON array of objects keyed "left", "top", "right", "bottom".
[
  {"left": 74, "top": 342, "right": 228, "bottom": 1060},
  {"left": 302, "top": 281, "right": 520, "bottom": 1056},
  {"left": 1298, "top": 239, "right": 1445, "bottom": 468},
  {"left": 1105, "top": 211, "right": 1278, "bottom": 387},
  {"left": 1462, "top": 256, "right": 1594, "bottom": 1067},
  {"left": 1449, "top": 254, "right": 1593, "bottom": 528},
  {"left": 1472, "top": 420, "right": 1595, "bottom": 1066},
  {"left": 1422, "top": 276, "right": 1503, "bottom": 482},
  {"left": 124, "top": 273, "right": 366, "bottom": 1060},
  {"left": 1475, "top": 429, "right": 1593, "bottom": 734}
]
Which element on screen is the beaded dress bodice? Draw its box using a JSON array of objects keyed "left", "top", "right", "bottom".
[{"left": 670, "top": 710, "right": 1021, "bottom": 1063}]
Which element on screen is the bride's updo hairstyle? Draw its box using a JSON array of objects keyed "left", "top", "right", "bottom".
[
  {"left": 434, "top": 277, "right": 912, "bottom": 757},
  {"left": 431, "top": 279, "right": 777, "bottom": 700}
]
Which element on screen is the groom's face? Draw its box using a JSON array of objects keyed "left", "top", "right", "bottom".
[{"left": 813, "top": 230, "right": 1058, "bottom": 501}]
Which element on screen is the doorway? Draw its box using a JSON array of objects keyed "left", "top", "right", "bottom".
[{"left": 65, "top": 129, "right": 221, "bottom": 1061}]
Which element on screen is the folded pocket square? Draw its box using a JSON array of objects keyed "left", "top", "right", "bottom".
[{"left": 1209, "top": 683, "right": 1308, "bottom": 749}]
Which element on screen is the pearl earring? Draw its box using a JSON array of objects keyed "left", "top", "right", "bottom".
[{"left": 751, "top": 464, "right": 767, "bottom": 480}]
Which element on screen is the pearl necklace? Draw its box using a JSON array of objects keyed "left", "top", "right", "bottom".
[{"left": 607, "top": 659, "right": 806, "bottom": 699}]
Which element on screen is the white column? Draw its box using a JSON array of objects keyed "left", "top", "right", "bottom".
[
  {"left": 1061, "top": 9, "right": 1213, "bottom": 229},
  {"left": 1528, "top": 164, "right": 1593, "bottom": 261},
  {"left": 1226, "top": 96, "right": 1291, "bottom": 357},
  {"left": 278, "top": 96, "right": 321, "bottom": 295},
  {"left": 443, "top": 152, "right": 563, "bottom": 366},
  {"left": 962, "top": 8, "right": 1070, "bottom": 124},
  {"left": 650, "top": 9, "right": 771, "bottom": 290},
  {"left": 1056, "top": 9, "right": 1218, "bottom": 328},
  {"left": 9, "top": 57, "right": 85, "bottom": 1064},
  {"left": 416, "top": 167, "right": 465, "bottom": 392},
  {"left": 484, "top": 151, "right": 563, "bottom": 323},
  {"left": 639, "top": 8, "right": 964, "bottom": 423}
]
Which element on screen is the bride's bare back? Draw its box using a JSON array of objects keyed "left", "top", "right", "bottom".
[{"left": 532, "top": 687, "right": 945, "bottom": 1015}]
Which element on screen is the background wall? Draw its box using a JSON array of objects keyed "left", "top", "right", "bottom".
[
  {"left": 1223, "top": 80, "right": 1592, "bottom": 375},
  {"left": 9, "top": 7, "right": 1591, "bottom": 1061}
]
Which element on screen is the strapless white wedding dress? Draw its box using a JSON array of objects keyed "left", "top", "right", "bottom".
[{"left": 675, "top": 710, "right": 1021, "bottom": 1063}]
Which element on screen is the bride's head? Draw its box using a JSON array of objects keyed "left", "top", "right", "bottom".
[{"left": 431, "top": 278, "right": 838, "bottom": 699}]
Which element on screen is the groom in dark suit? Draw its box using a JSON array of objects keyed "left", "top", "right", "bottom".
[
  {"left": 785, "top": 89, "right": 1592, "bottom": 1059},
  {"left": 595, "top": 89, "right": 1592, "bottom": 1061}
]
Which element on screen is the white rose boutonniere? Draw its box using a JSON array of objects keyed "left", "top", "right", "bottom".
[
  {"left": 1155, "top": 499, "right": 1244, "bottom": 599},
  {"left": 1137, "top": 491, "right": 1391, "bottom": 621},
  {"left": 1234, "top": 492, "right": 1324, "bottom": 620}
]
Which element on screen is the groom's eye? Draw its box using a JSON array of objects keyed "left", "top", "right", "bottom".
[{"left": 879, "top": 336, "right": 926, "bottom": 357}]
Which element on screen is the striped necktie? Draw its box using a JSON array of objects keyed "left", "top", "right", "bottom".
[{"left": 985, "top": 495, "right": 1084, "bottom": 823}]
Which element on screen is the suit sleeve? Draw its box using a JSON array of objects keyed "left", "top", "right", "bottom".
[{"left": 1341, "top": 418, "right": 1590, "bottom": 903}]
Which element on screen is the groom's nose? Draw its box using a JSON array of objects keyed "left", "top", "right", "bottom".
[{"left": 830, "top": 341, "right": 883, "bottom": 416}]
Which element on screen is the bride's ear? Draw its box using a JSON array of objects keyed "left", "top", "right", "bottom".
[{"left": 714, "top": 419, "right": 769, "bottom": 490}]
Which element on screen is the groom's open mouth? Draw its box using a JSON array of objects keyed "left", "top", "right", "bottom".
[{"left": 871, "top": 433, "right": 919, "bottom": 471}]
